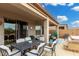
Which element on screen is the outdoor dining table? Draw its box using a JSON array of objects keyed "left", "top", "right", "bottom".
[
  {"left": 11, "top": 39, "right": 44, "bottom": 56},
  {"left": 32, "top": 39, "right": 44, "bottom": 47},
  {"left": 11, "top": 41, "right": 32, "bottom": 56}
]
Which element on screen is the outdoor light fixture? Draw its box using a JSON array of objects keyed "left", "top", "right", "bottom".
[{"left": 30, "top": 27, "right": 32, "bottom": 29}]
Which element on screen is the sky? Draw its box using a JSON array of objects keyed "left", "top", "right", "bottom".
[
  {"left": 41, "top": 3, "right": 79, "bottom": 29},
  {"left": 4, "top": 23, "right": 15, "bottom": 30}
]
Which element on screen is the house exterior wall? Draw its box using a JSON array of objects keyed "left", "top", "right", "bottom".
[
  {"left": 69, "top": 29, "right": 79, "bottom": 36},
  {"left": 49, "top": 26, "right": 57, "bottom": 34},
  {"left": 59, "top": 24, "right": 68, "bottom": 38},
  {"left": 59, "top": 29, "right": 69, "bottom": 38},
  {"left": 59, "top": 24, "right": 68, "bottom": 30},
  {"left": 0, "top": 18, "right": 4, "bottom": 45},
  {"left": 28, "top": 22, "right": 36, "bottom": 36},
  {"left": 59, "top": 28, "right": 79, "bottom": 38}
]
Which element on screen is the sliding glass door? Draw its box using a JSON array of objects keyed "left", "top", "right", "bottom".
[
  {"left": 4, "top": 18, "right": 28, "bottom": 45},
  {"left": 4, "top": 19, "right": 16, "bottom": 45},
  {"left": 17, "top": 21, "right": 28, "bottom": 38}
]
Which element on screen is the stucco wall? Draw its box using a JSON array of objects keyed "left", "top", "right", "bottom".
[
  {"left": 28, "top": 22, "right": 36, "bottom": 36},
  {"left": 59, "top": 28, "right": 79, "bottom": 38},
  {"left": 0, "top": 18, "right": 4, "bottom": 45}
]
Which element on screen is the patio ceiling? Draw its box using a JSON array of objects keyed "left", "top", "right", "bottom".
[
  {"left": 0, "top": 3, "right": 44, "bottom": 23},
  {"left": 0, "top": 3, "right": 59, "bottom": 26}
]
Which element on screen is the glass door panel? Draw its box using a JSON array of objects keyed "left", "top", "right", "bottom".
[{"left": 4, "top": 19, "right": 16, "bottom": 45}]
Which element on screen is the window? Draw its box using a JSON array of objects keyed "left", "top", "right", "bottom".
[{"left": 35, "top": 26, "right": 41, "bottom": 35}]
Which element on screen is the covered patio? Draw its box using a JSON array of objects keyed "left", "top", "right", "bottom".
[
  {"left": 0, "top": 3, "right": 59, "bottom": 45},
  {"left": 0, "top": 3, "right": 59, "bottom": 56}
]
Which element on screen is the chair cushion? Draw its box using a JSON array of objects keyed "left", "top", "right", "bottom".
[
  {"left": 0, "top": 45, "right": 11, "bottom": 55},
  {"left": 44, "top": 47, "right": 51, "bottom": 51},
  {"left": 16, "top": 38, "right": 25, "bottom": 43},
  {"left": 10, "top": 50, "right": 21, "bottom": 56},
  {"left": 45, "top": 46, "right": 52, "bottom": 49},
  {"left": 26, "top": 52, "right": 37, "bottom": 56},
  {"left": 30, "top": 49, "right": 38, "bottom": 53},
  {"left": 26, "top": 49, "right": 38, "bottom": 56},
  {"left": 25, "top": 37, "right": 31, "bottom": 41},
  {"left": 25, "top": 37, "right": 32, "bottom": 43},
  {"left": 44, "top": 46, "right": 52, "bottom": 51}
]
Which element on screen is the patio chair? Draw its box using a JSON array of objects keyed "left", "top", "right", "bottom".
[
  {"left": 44, "top": 41, "right": 57, "bottom": 56},
  {"left": 16, "top": 38, "right": 25, "bottom": 43},
  {"left": 25, "top": 43, "right": 46, "bottom": 56},
  {"left": 0, "top": 45, "right": 21, "bottom": 56},
  {"left": 25, "top": 37, "right": 32, "bottom": 43},
  {"left": 30, "top": 35, "right": 35, "bottom": 40}
]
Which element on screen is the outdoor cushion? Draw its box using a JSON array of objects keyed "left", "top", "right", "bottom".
[
  {"left": 25, "top": 37, "right": 32, "bottom": 43},
  {"left": 44, "top": 46, "right": 52, "bottom": 51},
  {"left": 16, "top": 38, "right": 25, "bottom": 43},
  {"left": 25, "top": 37, "right": 31, "bottom": 41},
  {"left": 39, "top": 37, "right": 45, "bottom": 41},
  {"left": 10, "top": 50, "right": 21, "bottom": 56},
  {"left": 26, "top": 52, "right": 37, "bottom": 56},
  {"left": 45, "top": 46, "right": 52, "bottom": 49},
  {"left": 30, "top": 49, "right": 38, "bottom": 53},
  {"left": 0, "top": 45, "right": 11, "bottom": 55},
  {"left": 26, "top": 49, "right": 38, "bottom": 56}
]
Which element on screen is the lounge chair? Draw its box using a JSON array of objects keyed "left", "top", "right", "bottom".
[
  {"left": 25, "top": 43, "right": 46, "bottom": 56},
  {"left": 63, "top": 36, "right": 79, "bottom": 52},
  {"left": 0, "top": 45, "right": 21, "bottom": 56}
]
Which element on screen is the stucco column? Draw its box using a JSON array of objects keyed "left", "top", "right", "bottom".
[
  {"left": 56, "top": 25, "right": 59, "bottom": 39},
  {"left": 40, "top": 25, "right": 43, "bottom": 36},
  {"left": 44, "top": 18, "right": 49, "bottom": 43},
  {"left": 0, "top": 17, "right": 4, "bottom": 45}
]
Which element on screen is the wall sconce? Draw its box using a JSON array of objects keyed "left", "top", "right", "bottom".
[{"left": 30, "top": 27, "right": 32, "bottom": 30}]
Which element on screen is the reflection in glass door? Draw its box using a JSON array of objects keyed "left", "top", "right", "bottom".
[{"left": 4, "top": 19, "right": 16, "bottom": 45}]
